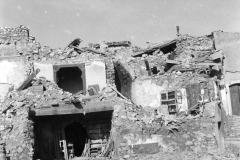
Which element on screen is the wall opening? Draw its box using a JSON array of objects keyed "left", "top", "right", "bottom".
[
  {"left": 33, "top": 110, "right": 113, "bottom": 159},
  {"left": 65, "top": 122, "right": 88, "bottom": 157},
  {"left": 57, "top": 67, "right": 83, "bottom": 94}
]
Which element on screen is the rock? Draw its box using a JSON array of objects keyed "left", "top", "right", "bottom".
[
  {"left": 185, "top": 141, "right": 193, "bottom": 146},
  {"left": 182, "top": 134, "right": 189, "bottom": 139},
  {"left": 124, "top": 155, "right": 130, "bottom": 159},
  {"left": 17, "top": 147, "right": 23, "bottom": 153}
]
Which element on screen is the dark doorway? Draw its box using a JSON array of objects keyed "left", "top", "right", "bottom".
[
  {"left": 230, "top": 84, "right": 240, "bottom": 116},
  {"left": 65, "top": 122, "right": 88, "bottom": 157},
  {"left": 57, "top": 67, "right": 83, "bottom": 94}
]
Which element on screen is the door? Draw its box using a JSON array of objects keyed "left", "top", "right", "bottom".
[
  {"left": 186, "top": 83, "right": 201, "bottom": 109},
  {"left": 230, "top": 84, "right": 240, "bottom": 116}
]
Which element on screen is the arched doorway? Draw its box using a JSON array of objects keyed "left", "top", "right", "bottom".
[{"left": 64, "top": 122, "right": 88, "bottom": 157}]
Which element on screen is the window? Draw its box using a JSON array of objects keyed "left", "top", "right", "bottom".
[{"left": 161, "top": 91, "right": 182, "bottom": 114}]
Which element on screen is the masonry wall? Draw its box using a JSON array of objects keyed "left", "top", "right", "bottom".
[
  {"left": 112, "top": 103, "right": 220, "bottom": 159},
  {"left": 0, "top": 108, "right": 34, "bottom": 160}
]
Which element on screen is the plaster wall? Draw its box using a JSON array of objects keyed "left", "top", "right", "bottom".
[
  {"left": 0, "top": 57, "right": 28, "bottom": 87},
  {"left": 34, "top": 62, "right": 54, "bottom": 82},
  {"left": 214, "top": 32, "right": 240, "bottom": 50},
  {"left": 131, "top": 79, "right": 165, "bottom": 109},
  {"left": 85, "top": 61, "right": 106, "bottom": 91},
  {"left": 178, "top": 88, "right": 188, "bottom": 112},
  {"left": 0, "top": 83, "right": 12, "bottom": 100}
]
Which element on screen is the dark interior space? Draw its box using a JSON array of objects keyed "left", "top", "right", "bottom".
[
  {"left": 161, "top": 42, "right": 177, "bottom": 55},
  {"left": 32, "top": 111, "right": 113, "bottom": 159},
  {"left": 65, "top": 122, "right": 88, "bottom": 157},
  {"left": 57, "top": 67, "right": 83, "bottom": 94},
  {"left": 114, "top": 67, "right": 121, "bottom": 92}
]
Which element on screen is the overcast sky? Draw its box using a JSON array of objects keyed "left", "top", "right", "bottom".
[{"left": 1, "top": 0, "right": 240, "bottom": 48}]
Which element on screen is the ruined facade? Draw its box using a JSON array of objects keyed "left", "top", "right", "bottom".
[{"left": 0, "top": 26, "right": 239, "bottom": 160}]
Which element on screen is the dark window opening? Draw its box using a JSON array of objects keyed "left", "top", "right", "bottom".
[{"left": 57, "top": 67, "right": 83, "bottom": 94}]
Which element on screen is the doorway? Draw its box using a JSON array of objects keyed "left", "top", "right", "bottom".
[
  {"left": 64, "top": 122, "right": 88, "bottom": 157},
  {"left": 230, "top": 84, "right": 240, "bottom": 116}
]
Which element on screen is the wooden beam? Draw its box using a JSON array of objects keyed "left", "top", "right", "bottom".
[
  {"left": 16, "top": 69, "right": 40, "bottom": 91},
  {"left": 31, "top": 100, "right": 118, "bottom": 116},
  {"left": 132, "top": 40, "right": 177, "bottom": 57}
]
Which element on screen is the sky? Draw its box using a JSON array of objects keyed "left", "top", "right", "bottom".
[{"left": 0, "top": 0, "right": 240, "bottom": 49}]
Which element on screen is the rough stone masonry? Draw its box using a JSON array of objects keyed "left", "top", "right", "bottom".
[{"left": 0, "top": 25, "right": 239, "bottom": 160}]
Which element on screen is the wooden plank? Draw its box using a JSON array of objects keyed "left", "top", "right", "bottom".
[
  {"left": 31, "top": 100, "right": 117, "bottom": 116},
  {"left": 210, "top": 50, "right": 223, "bottom": 60},
  {"left": 91, "top": 139, "right": 103, "bottom": 143},
  {"left": 91, "top": 144, "right": 105, "bottom": 148},
  {"left": 88, "top": 124, "right": 111, "bottom": 130},
  {"left": 16, "top": 69, "right": 40, "bottom": 91},
  {"left": 195, "top": 63, "right": 222, "bottom": 66},
  {"left": 166, "top": 59, "right": 180, "bottom": 64},
  {"left": 87, "top": 120, "right": 111, "bottom": 125},
  {"left": 131, "top": 40, "right": 177, "bottom": 57},
  {"left": 88, "top": 129, "right": 110, "bottom": 134}
]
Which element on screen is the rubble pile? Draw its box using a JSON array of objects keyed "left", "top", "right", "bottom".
[
  {"left": 0, "top": 77, "right": 119, "bottom": 112},
  {"left": 0, "top": 25, "right": 239, "bottom": 159},
  {"left": 173, "top": 34, "right": 214, "bottom": 65},
  {"left": 154, "top": 71, "right": 210, "bottom": 90},
  {"left": 0, "top": 25, "right": 29, "bottom": 45},
  {"left": 111, "top": 101, "right": 222, "bottom": 159},
  {"left": 0, "top": 101, "right": 34, "bottom": 160}
]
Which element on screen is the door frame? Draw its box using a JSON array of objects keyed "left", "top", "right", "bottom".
[{"left": 225, "top": 80, "right": 240, "bottom": 115}]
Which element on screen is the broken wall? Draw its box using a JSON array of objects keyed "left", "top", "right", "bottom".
[
  {"left": 0, "top": 107, "right": 34, "bottom": 160},
  {"left": 112, "top": 102, "right": 222, "bottom": 159},
  {"left": 0, "top": 55, "right": 30, "bottom": 100}
]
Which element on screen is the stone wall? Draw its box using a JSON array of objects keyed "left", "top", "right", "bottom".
[
  {"left": 0, "top": 107, "right": 34, "bottom": 160},
  {"left": 112, "top": 102, "right": 224, "bottom": 160}
]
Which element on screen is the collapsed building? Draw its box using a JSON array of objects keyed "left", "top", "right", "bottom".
[{"left": 0, "top": 25, "right": 240, "bottom": 160}]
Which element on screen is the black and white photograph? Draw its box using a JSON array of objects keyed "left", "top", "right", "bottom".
[{"left": 0, "top": 0, "right": 240, "bottom": 159}]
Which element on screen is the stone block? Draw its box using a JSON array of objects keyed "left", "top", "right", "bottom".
[{"left": 131, "top": 142, "right": 159, "bottom": 154}]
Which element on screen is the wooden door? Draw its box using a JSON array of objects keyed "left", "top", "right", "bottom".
[
  {"left": 186, "top": 83, "right": 201, "bottom": 109},
  {"left": 230, "top": 84, "right": 240, "bottom": 116}
]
